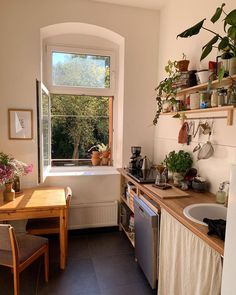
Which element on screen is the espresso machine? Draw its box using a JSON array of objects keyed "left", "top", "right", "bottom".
[{"left": 128, "top": 146, "right": 143, "bottom": 171}]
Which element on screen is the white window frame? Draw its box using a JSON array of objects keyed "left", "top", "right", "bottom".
[{"left": 47, "top": 45, "right": 116, "bottom": 96}]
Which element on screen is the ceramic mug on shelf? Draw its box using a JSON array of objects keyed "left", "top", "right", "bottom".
[{"left": 190, "top": 92, "right": 200, "bottom": 109}]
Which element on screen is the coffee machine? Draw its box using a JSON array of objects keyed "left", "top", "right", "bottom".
[{"left": 128, "top": 146, "right": 143, "bottom": 171}]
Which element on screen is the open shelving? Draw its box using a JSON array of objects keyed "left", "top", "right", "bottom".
[
  {"left": 161, "top": 74, "right": 236, "bottom": 126},
  {"left": 120, "top": 223, "right": 135, "bottom": 247}
]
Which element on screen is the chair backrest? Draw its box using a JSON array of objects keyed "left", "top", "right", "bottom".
[
  {"left": 65, "top": 186, "right": 72, "bottom": 208},
  {"left": 0, "top": 224, "right": 19, "bottom": 267},
  {"left": 0, "top": 224, "right": 12, "bottom": 251}
]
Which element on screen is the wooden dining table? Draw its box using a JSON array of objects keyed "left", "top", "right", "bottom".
[{"left": 0, "top": 187, "right": 67, "bottom": 270}]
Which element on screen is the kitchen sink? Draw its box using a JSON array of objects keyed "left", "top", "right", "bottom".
[{"left": 183, "top": 203, "right": 227, "bottom": 226}]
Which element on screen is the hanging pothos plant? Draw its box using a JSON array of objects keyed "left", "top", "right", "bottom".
[{"left": 153, "top": 60, "right": 180, "bottom": 125}]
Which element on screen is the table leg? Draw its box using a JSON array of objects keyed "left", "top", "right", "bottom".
[{"left": 59, "top": 208, "right": 66, "bottom": 270}]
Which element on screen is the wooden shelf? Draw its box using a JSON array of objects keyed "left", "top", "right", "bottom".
[
  {"left": 161, "top": 106, "right": 235, "bottom": 125},
  {"left": 120, "top": 195, "right": 134, "bottom": 213},
  {"left": 120, "top": 223, "right": 135, "bottom": 247},
  {"left": 176, "top": 74, "right": 236, "bottom": 97}
]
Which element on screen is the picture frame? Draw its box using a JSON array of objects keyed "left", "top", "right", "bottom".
[{"left": 8, "top": 109, "right": 33, "bottom": 140}]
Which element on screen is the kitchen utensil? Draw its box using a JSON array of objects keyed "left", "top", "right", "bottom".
[
  {"left": 197, "top": 133, "right": 214, "bottom": 160},
  {"left": 187, "top": 121, "right": 195, "bottom": 145},
  {"left": 144, "top": 184, "right": 190, "bottom": 199},
  {"left": 178, "top": 122, "right": 189, "bottom": 144},
  {"left": 200, "top": 121, "right": 211, "bottom": 135},
  {"left": 193, "top": 143, "right": 201, "bottom": 153}
]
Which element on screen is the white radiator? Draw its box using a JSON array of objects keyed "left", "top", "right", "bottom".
[{"left": 68, "top": 201, "right": 118, "bottom": 229}]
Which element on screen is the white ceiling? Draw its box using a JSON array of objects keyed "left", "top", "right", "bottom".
[{"left": 92, "top": 0, "right": 167, "bottom": 10}]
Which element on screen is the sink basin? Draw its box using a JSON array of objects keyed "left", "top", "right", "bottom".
[{"left": 183, "top": 203, "right": 227, "bottom": 226}]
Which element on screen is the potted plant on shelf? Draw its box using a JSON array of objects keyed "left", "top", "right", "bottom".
[
  {"left": 177, "top": 3, "right": 236, "bottom": 79},
  {"left": 164, "top": 150, "right": 193, "bottom": 186},
  {"left": 153, "top": 60, "right": 180, "bottom": 125},
  {"left": 0, "top": 152, "right": 33, "bottom": 202},
  {"left": 97, "top": 143, "right": 110, "bottom": 166},
  {"left": 177, "top": 53, "right": 190, "bottom": 72}
]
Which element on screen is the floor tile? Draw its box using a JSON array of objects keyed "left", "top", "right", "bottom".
[{"left": 0, "top": 230, "right": 155, "bottom": 295}]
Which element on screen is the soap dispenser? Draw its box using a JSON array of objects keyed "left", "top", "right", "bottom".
[{"left": 216, "top": 181, "right": 229, "bottom": 204}]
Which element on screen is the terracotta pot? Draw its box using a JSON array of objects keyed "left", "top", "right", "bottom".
[
  {"left": 101, "top": 157, "right": 109, "bottom": 166},
  {"left": 91, "top": 151, "right": 101, "bottom": 166},
  {"left": 4, "top": 182, "right": 15, "bottom": 202},
  {"left": 177, "top": 60, "right": 190, "bottom": 72},
  {"left": 102, "top": 151, "right": 110, "bottom": 158},
  {"left": 92, "top": 151, "right": 100, "bottom": 158}
]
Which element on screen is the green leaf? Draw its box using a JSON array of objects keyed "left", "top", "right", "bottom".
[
  {"left": 202, "top": 35, "right": 219, "bottom": 49},
  {"left": 225, "top": 9, "right": 236, "bottom": 26},
  {"left": 177, "top": 19, "right": 206, "bottom": 38},
  {"left": 228, "top": 26, "right": 236, "bottom": 40},
  {"left": 211, "top": 3, "right": 225, "bottom": 23},
  {"left": 218, "top": 66, "right": 225, "bottom": 81},
  {"left": 200, "top": 44, "right": 213, "bottom": 61},
  {"left": 218, "top": 37, "right": 229, "bottom": 50},
  {"left": 211, "top": 3, "right": 225, "bottom": 24}
]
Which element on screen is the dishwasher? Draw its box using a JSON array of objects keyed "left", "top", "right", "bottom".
[{"left": 134, "top": 196, "right": 160, "bottom": 289}]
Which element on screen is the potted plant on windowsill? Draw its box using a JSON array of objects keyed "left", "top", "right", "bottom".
[
  {"left": 177, "top": 3, "right": 236, "bottom": 79},
  {"left": 97, "top": 143, "right": 110, "bottom": 166},
  {"left": 164, "top": 150, "right": 193, "bottom": 186},
  {"left": 153, "top": 60, "right": 180, "bottom": 125}
]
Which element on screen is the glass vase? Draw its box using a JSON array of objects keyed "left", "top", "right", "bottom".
[{"left": 3, "top": 182, "right": 15, "bottom": 202}]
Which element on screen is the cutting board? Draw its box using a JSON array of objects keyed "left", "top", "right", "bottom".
[{"left": 144, "top": 184, "right": 190, "bottom": 199}]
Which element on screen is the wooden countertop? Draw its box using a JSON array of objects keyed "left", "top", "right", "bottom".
[{"left": 118, "top": 168, "right": 224, "bottom": 256}]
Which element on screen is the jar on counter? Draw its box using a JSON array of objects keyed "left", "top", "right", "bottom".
[
  {"left": 228, "top": 81, "right": 236, "bottom": 106},
  {"left": 199, "top": 91, "right": 211, "bottom": 109},
  {"left": 211, "top": 89, "right": 218, "bottom": 107},
  {"left": 217, "top": 88, "right": 227, "bottom": 106}
]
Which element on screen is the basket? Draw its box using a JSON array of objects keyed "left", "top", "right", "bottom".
[{"left": 177, "top": 60, "right": 190, "bottom": 72}]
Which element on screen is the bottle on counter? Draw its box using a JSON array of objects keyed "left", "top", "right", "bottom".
[
  {"left": 211, "top": 89, "right": 218, "bottom": 107},
  {"left": 216, "top": 181, "right": 229, "bottom": 204}
]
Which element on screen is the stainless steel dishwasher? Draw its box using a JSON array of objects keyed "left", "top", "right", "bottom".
[{"left": 134, "top": 196, "right": 160, "bottom": 289}]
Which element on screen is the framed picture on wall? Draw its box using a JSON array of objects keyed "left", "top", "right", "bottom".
[{"left": 8, "top": 109, "right": 33, "bottom": 140}]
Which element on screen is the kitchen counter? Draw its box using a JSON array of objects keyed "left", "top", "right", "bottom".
[{"left": 118, "top": 168, "right": 224, "bottom": 256}]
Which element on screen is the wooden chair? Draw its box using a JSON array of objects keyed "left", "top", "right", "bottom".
[
  {"left": 0, "top": 224, "right": 49, "bottom": 295},
  {"left": 26, "top": 187, "right": 72, "bottom": 255}
]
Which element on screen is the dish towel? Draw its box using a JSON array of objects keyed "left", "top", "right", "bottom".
[{"left": 178, "top": 122, "right": 189, "bottom": 144}]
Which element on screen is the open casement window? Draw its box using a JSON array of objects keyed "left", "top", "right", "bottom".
[
  {"left": 47, "top": 46, "right": 115, "bottom": 97},
  {"left": 36, "top": 80, "right": 51, "bottom": 183}
]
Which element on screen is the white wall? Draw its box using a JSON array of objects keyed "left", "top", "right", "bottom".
[
  {"left": 155, "top": 0, "right": 236, "bottom": 194},
  {"left": 0, "top": 0, "right": 159, "bottom": 192}
]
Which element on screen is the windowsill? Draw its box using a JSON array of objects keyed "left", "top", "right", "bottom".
[{"left": 46, "top": 166, "right": 119, "bottom": 177}]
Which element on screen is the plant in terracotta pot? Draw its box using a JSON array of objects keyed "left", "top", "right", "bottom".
[
  {"left": 177, "top": 53, "right": 190, "bottom": 72},
  {"left": 97, "top": 143, "right": 110, "bottom": 166},
  {"left": 0, "top": 152, "right": 33, "bottom": 202},
  {"left": 88, "top": 146, "right": 101, "bottom": 166},
  {"left": 164, "top": 150, "right": 193, "bottom": 186},
  {"left": 177, "top": 3, "right": 236, "bottom": 79},
  {"left": 153, "top": 60, "right": 180, "bottom": 125}
]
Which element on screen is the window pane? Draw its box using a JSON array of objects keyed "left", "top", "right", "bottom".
[
  {"left": 52, "top": 52, "right": 110, "bottom": 88},
  {"left": 42, "top": 89, "right": 50, "bottom": 167},
  {"left": 51, "top": 94, "right": 110, "bottom": 166}
]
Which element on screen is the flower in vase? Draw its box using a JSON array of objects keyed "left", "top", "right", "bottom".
[{"left": 0, "top": 152, "right": 33, "bottom": 184}]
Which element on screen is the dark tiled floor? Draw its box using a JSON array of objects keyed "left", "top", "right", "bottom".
[{"left": 0, "top": 229, "right": 156, "bottom": 295}]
